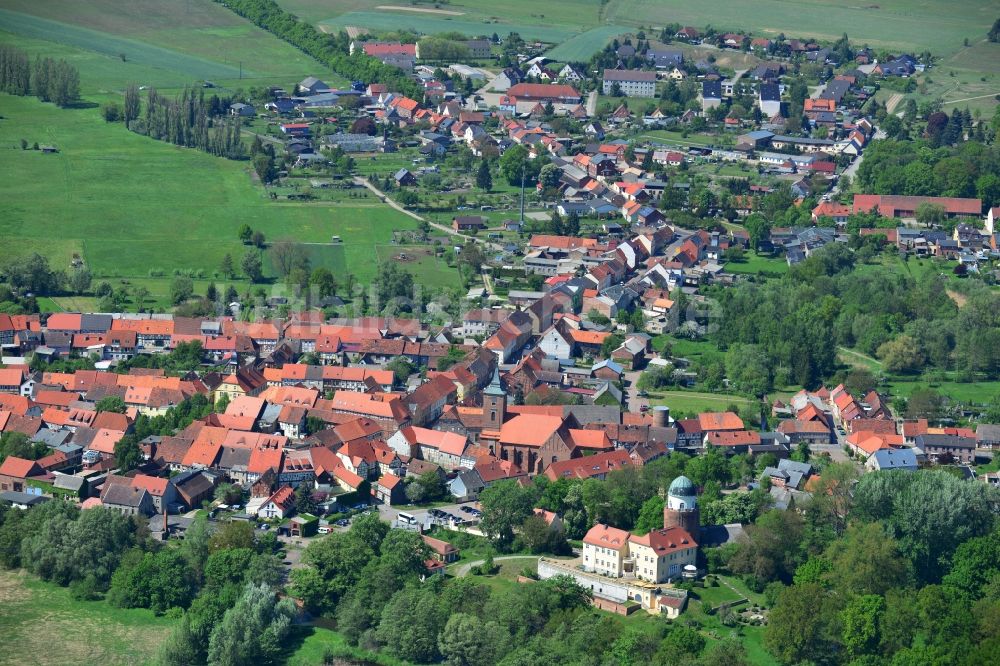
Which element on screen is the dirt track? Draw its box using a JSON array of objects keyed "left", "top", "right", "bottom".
[{"left": 376, "top": 5, "right": 465, "bottom": 15}]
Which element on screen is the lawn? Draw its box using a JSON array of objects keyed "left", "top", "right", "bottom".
[
  {"left": 287, "top": 624, "right": 414, "bottom": 666},
  {"left": 0, "top": 95, "right": 457, "bottom": 309},
  {"left": 723, "top": 252, "right": 789, "bottom": 276},
  {"left": 649, "top": 390, "right": 756, "bottom": 415},
  {"left": 0, "top": 569, "right": 176, "bottom": 665}
]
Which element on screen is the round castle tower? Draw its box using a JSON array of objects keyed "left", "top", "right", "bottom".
[{"left": 663, "top": 475, "right": 700, "bottom": 538}]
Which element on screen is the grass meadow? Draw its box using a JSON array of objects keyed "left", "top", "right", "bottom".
[
  {"left": 603, "top": 0, "right": 995, "bottom": 54},
  {"left": 0, "top": 1, "right": 345, "bottom": 96},
  {"left": 0, "top": 95, "right": 458, "bottom": 308},
  {"left": 545, "top": 25, "right": 632, "bottom": 62},
  {"left": 282, "top": 0, "right": 603, "bottom": 31},
  {"left": 0, "top": 569, "right": 174, "bottom": 665}
]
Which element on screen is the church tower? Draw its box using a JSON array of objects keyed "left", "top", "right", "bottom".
[
  {"left": 663, "top": 475, "right": 700, "bottom": 538},
  {"left": 482, "top": 365, "right": 507, "bottom": 431}
]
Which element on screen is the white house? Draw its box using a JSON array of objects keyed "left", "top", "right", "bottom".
[{"left": 538, "top": 326, "right": 573, "bottom": 360}]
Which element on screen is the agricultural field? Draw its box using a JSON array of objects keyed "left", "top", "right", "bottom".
[
  {"left": 603, "top": 0, "right": 994, "bottom": 54},
  {"left": 0, "top": 569, "right": 175, "bottom": 666},
  {"left": 320, "top": 11, "right": 578, "bottom": 43},
  {"left": 280, "top": 0, "right": 603, "bottom": 32},
  {"left": 0, "top": 95, "right": 458, "bottom": 308},
  {"left": 544, "top": 25, "right": 632, "bottom": 62},
  {"left": 0, "top": 0, "right": 344, "bottom": 96}
]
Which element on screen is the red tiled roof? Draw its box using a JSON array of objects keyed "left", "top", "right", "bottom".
[
  {"left": 583, "top": 523, "right": 629, "bottom": 549},
  {"left": 697, "top": 412, "right": 744, "bottom": 432},
  {"left": 0, "top": 456, "right": 42, "bottom": 478}
]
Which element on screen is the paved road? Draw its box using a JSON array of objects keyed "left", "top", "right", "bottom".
[
  {"left": 586, "top": 90, "right": 598, "bottom": 117},
  {"left": 623, "top": 370, "right": 649, "bottom": 412},
  {"left": 835, "top": 125, "right": 885, "bottom": 194}
]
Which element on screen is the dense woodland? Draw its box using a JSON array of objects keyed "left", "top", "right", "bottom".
[{"left": 713, "top": 244, "right": 1000, "bottom": 390}]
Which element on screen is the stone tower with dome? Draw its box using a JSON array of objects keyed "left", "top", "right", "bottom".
[{"left": 663, "top": 475, "right": 699, "bottom": 538}]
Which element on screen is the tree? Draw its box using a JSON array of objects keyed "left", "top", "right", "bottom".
[
  {"left": 3, "top": 253, "right": 61, "bottom": 295},
  {"left": 220, "top": 253, "right": 235, "bottom": 279},
  {"left": 877, "top": 334, "right": 923, "bottom": 373},
  {"left": 68, "top": 267, "right": 92, "bottom": 294},
  {"left": 96, "top": 396, "right": 127, "bottom": 413},
  {"left": 207, "top": 583, "right": 295, "bottom": 666},
  {"left": 376, "top": 585, "right": 446, "bottom": 663},
  {"left": 108, "top": 549, "right": 197, "bottom": 614},
  {"left": 123, "top": 83, "right": 140, "bottom": 124},
  {"left": 498, "top": 144, "right": 540, "bottom": 187},
  {"left": 294, "top": 484, "right": 317, "bottom": 515},
  {"left": 634, "top": 495, "right": 665, "bottom": 534},
  {"left": 269, "top": 241, "right": 309, "bottom": 278},
  {"left": 253, "top": 152, "right": 276, "bottom": 185},
  {"left": 764, "top": 583, "right": 836, "bottom": 664},
  {"left": 310, "top": 267, "right": 336, "bottom": 298},
  {"left": 852, "top": 469, "right": 997, "bottom": 583},
  {"left": 519, "top": 514, "right": 554, "bottom": 554},
  {"left": 252, "top": 231, "right": 266, "bottom": 248},
  {"left": 373, "top": 262, "right": 414, "bottom": 309},
  {"left": 840, "top": 594, "right": 885, "bottom": 659},
  {"left": 439, "top": 612, "right": 509, "bottom": 666},
  {"left": 170, "top": 276, "right": 194, "bottom": 305},
  {"left": 825, "top": 522, "right": 911, "bottom": 596},
  {"left": 915, "top": 202, "right": 946, "bottom": 227},
  {"left": 729, "top": 509, "right": 805, "bottom": 585},
  {"left": 114, "top": 434, "right": 143, "bottom": 472},
  {"left": 479, "top": 479, "right": 534, "bottom": 550},
  {"left": 942, "top": 528, "right": 1000, "bottom": 598},
  {"left": 238, "top": 224, "right": 253, "bottom": 244},
  {"left": 476, "top": 160, "right": 493, "bottom": 192},
  {"left": 845, "top": 368, "right": 877, "bottom": 396},
  {"left": 905, "top": 387, "right": 944, "bottom": 420},
  {"left": 208, "top": 520, "right": 256, "bottom": 553},
  {"left": 241, "top": 249, "right": 263, "bottom": 282},
  {"left": 725, "top": 343, "right": 772, "bottom": 396}
]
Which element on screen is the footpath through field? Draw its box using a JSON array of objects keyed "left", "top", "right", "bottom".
[{"left": 352, "top": 177, "right": 503, "bottom": 251}]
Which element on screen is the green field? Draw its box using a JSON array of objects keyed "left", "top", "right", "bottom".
[
  {"left": 649, "top": 390, "right": 756, "bottom": 415},
  {"left": 603, "top": 0, "right": 995, "bottom": 53},
  {"left": 282, "top": 0, "right": 602, "bottom": 31},
  {"left": 545, "top": 25, "right": 631, "bottom": 62},
  {"left": 0, "top": 569, "right": 174, "bottom": 665},
  {"left": 321, "top": 11, "right": 578, "bottom": 43},
  {"left": 0, "top": 1, "right": 340, "bottom": 92},
  {"left": 0, "top": 95, "right": 458, "bottom": 307}
]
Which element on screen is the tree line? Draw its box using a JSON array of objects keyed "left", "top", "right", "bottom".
[
  {"left": 0, "top": 45, "right": 80, "bottom": 107},
  {"left": 123, "top": 86, "right": 246, "bottom": 160},
  {"left": 856, "top": 138, "right": 1000, "bottom": 206},
  {"left": 212, "top": 0, "right": 422, "bottom": 100}
]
